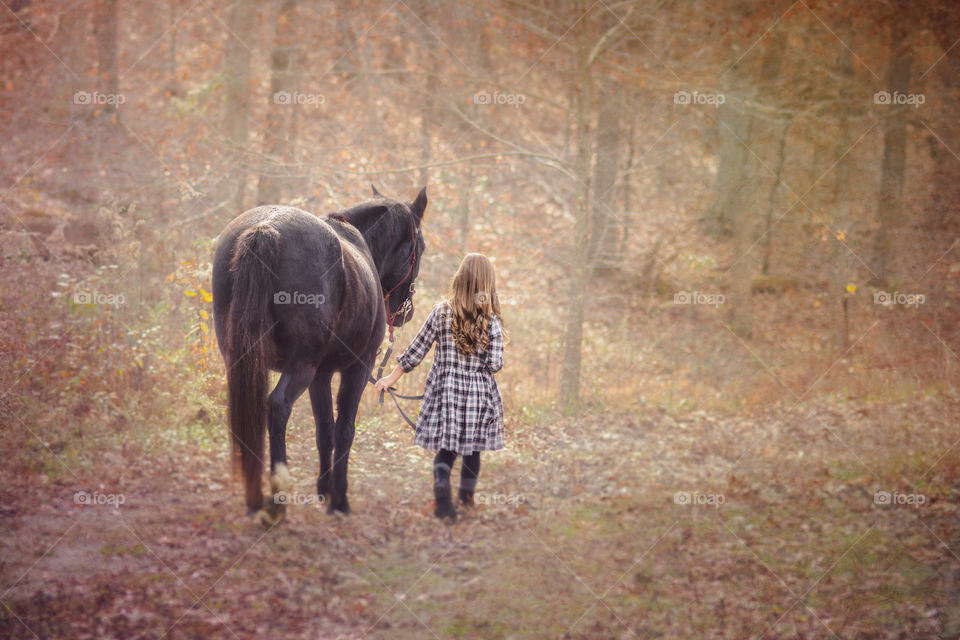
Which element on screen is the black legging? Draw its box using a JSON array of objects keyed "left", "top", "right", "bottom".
[{"left": 434, "top": 449, "right": 481, "bottom": 491}]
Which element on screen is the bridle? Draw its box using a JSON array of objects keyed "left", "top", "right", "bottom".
[
  {"left": 367, "top": 213, "right": 422, "bottom": 429},
  {"left": 381, "top": 214, "right": 418, "bottom": 343}
]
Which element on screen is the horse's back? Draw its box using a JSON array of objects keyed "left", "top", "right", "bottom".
[
  {"left": 213, "top": 206, "right": 336, "bottom": 322},
  {"left": 212, "top": 205, "right": 382, "bottom": 371}
]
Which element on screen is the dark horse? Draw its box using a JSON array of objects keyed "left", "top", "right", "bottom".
[{"left": 212, "top": 186, "right": 427, "bottom": 525}]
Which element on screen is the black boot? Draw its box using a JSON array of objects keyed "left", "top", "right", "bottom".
[
  {"left": 458, "top": 488, "right": 475, "bottom": 509},
  {"left": 433, "top": 461, "right": 456, "bottom": 521},
  {"left": 459, "top": 452, "right": 480, "bottom": 510}
]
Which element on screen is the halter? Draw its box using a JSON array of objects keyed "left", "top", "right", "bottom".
[{"left": 382, "top": 215, "right": 418, "bottom": 342}]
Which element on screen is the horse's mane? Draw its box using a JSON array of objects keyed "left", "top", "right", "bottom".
[{"left": 330, "top": 199, "right": 399, "bottom": 231}]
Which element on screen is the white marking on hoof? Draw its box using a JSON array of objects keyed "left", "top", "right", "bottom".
[
  {"left": 257, "top": 505, "right": 285, "bottom": 528},
  {"left": 271, "top": 463, "right": 292, "bottom": 495}
]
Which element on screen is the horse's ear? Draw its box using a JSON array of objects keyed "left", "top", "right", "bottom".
[
  {"left": 371, "top": 184, "right": 383, "bottom": 198},
  {"left": 411, "top": 187, "right": 428, "bottom": 222}
]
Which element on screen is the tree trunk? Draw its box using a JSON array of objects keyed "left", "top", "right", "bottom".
[
  {"left": 560, "top": 17, "right": 593, "bottom": 404},
  {"left": 761, "top": 119, "right": 790, "bottom": 275},
  {"left": 728, "top": 122, "right": 757, "bottom": 339},
  {"left": 257, "top": 0, "right": 298, "bottom": 206},
  {"left": 94, "top": 0, "right": 119, "bottom": 118},
  {"left": 830, "top": 41, "right": 855, "bottom": 351},
  {"left": 224, "top": 0, "right": 256, "bottom": 211},
  {"left": 871, "top": 17, "right": 911, "bottom": 285},
  {"left": 707, "top": 94, "right": 748, "bottom": 237},
  {"left": 55, "top": 1, "right": 87, "bottom": 109},
  {"left": 589, "top": 82, "right": 622, "bottom": 273},
  {"left": 168, "top": 0, "right": 176, "bottom": 78},
  {"left": 618, "top": 117, "right": 635, "bottom": 261},
  {"left": 459, "top": 164, "right": 472, "bottom": 250},
  {"left": 928, "top": 35, "right": 960, "bottom": 231},
  {"left": 723, "top": 30, "right": 786, "bottom": 338},
  {"left": 412, "top": 1, "right": 438, "bottom": 187},
  {"left": 418, "top": 54, "right": 438, "bottom": 188}
]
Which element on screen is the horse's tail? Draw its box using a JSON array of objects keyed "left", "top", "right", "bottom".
[{"left": 225, "top": 222, "right": 280, "bottom": 512}]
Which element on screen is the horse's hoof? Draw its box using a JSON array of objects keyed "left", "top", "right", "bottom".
[
  {"left": 257, "top": 500, "right": 286, "bottom": 528},
  {"left": 326, "top": 498, "right": 350, "bottom": 515}
]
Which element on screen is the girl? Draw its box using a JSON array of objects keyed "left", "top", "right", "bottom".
[{"left": 375, "top": 253, "right": 505, "bottom": 521}]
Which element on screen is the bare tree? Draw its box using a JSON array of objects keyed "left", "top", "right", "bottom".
[
  {"left": 560, "top": 1, "right": 595, "bottom": 402},
  {"left": 871, "top": 4, "right": 912, "bottom": 285},
  {"left": 94, "top": 0, "right": 118, "bottom": 118},
  {"left": 224, "top": 0, "right": 256, "bottom": 211},
  {"left": 589, "top": 78, "right": 623, "bottom": 273},
  {"left": 714, "top": 27, "right": 787, "bottom": 338},
  {"left": 257, "top": 0, "right": 299, "bottom": 206}
]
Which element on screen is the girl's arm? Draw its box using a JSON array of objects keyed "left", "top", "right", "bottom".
[
  {"left": 377, "top": 306, "right": 439, "bottom": 390},
  {"left": 391, "top": 304, "right": 440, "bottom": 375},
  {"left": 485, "top": 314, "right": 504, "bottom": 373}
]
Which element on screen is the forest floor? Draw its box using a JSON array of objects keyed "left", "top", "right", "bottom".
[{"left": 2, "top": 395, "right": 960, "bottom": 639}]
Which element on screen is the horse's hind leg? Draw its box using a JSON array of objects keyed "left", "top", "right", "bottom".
[
  {"left": 308, "top": 370, "right": 334, "bottom": 502},
  {"left": 329, "top": 360, "right": 371, "bottom": 514},
  {"left": 259, "top": 362, "right": 315, "bottom": 527}
]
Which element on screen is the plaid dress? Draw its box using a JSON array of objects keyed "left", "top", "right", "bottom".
[{"left": 397, "top": 302, "right": 504, "bottom": 454}]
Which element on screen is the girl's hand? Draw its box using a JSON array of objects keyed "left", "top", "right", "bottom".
[{"left": 374, "top": 364, "right": 403, "bottom": 392}]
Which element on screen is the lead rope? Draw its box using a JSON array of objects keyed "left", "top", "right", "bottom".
[{"left": 368, "top": 345, "right": 423, "bottom": 430}]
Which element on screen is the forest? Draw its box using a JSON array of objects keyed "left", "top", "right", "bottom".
[{"left": 1, "top": 0, "right": 959, "bottom": 637}]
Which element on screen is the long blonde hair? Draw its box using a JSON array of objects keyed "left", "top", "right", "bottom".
[{"left": 447, "top": 253, "right": 501, "bottom": 356}]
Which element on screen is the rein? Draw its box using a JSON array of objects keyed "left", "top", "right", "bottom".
[
  {"left": 369, "top": 213, "right": 422, "bottom": 429},
  {"left": 367, "top": 345, "right": 422, "bottom": 430}
]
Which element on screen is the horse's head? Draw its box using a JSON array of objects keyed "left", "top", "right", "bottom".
[{"left": 370, "top": 184, "right": 427, "bottom": 328}]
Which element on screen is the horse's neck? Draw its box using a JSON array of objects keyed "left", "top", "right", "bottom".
[{"left": 334, "top": 210, "right": 390, "bottom": 277}]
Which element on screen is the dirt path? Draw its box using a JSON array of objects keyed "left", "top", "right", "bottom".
[{"left": 2, "top": 399, "right": 958, "bottom": 638}]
